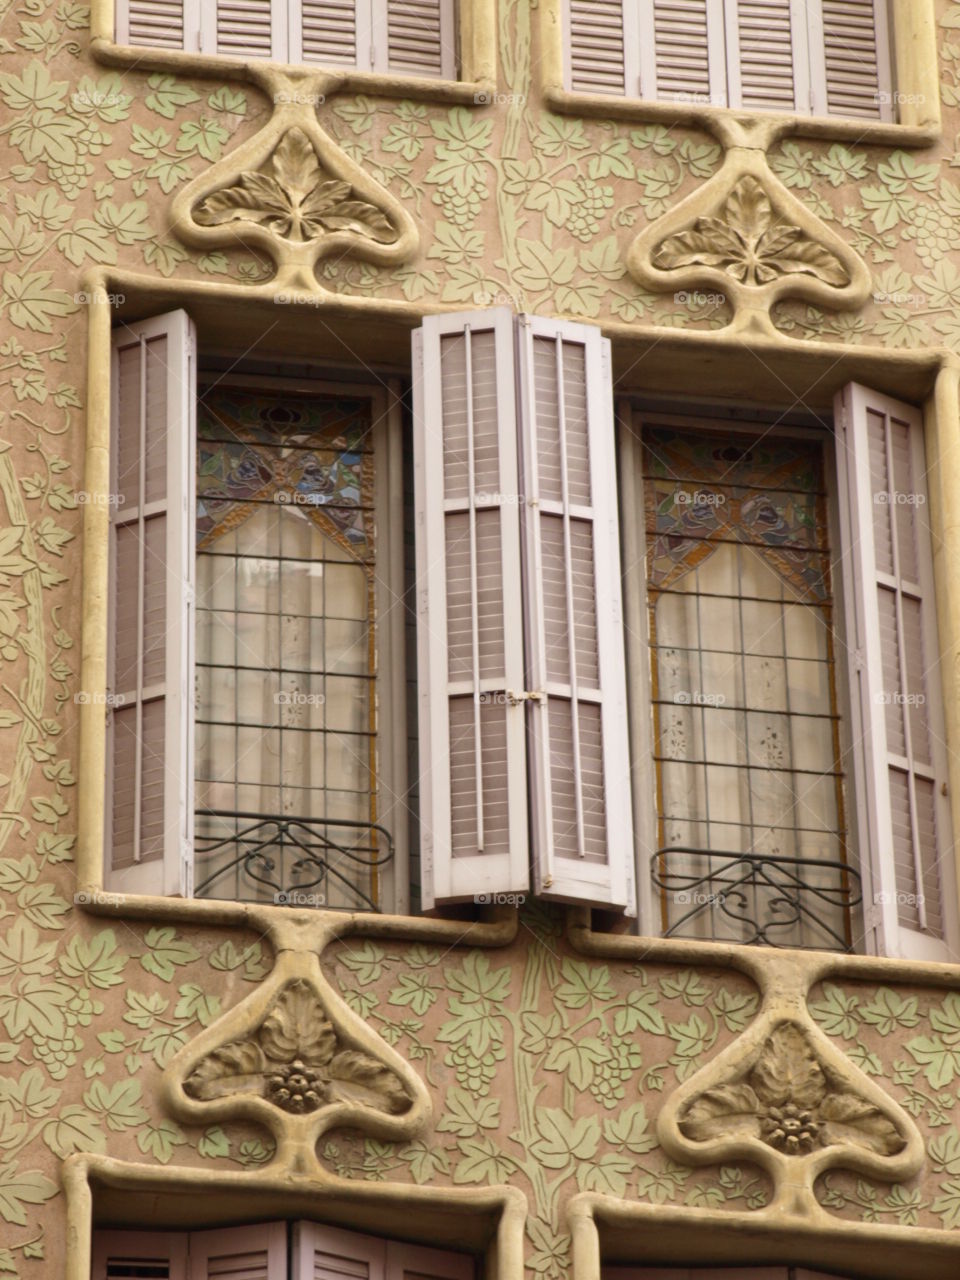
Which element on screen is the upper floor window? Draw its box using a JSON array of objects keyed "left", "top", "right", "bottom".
[
  {"left": 565, "top": 0, "right": 894, "bottom": 120},
  {"left": 116, "top": 0, "right": 458, "bottom": 77}
]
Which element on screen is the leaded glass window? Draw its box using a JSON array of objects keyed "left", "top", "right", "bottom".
[
  {"left": 643, "top": 424, "right": 854, "bottom": 950},
  {"left": 193, "top": 387, "right": 382, "bottom": 907}
]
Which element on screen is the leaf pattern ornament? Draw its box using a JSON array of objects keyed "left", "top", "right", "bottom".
[
  {"left": 653, "top": 175, "right": 850, "bottom": 288},
  {"left": 679, "top": 1024, "right": 907, "bottom": 1158},
  {"left": 183, "top": 980, "right": 411, "bottom": 1117},
  {"left": 193, "top": 128, "right": 398, "bottom": 244}
]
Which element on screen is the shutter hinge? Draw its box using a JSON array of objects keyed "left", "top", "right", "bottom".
[
  {"left": 184, "top": 583, "right": 195, "bottom": 605},
  {"left": 370, "top": 43, "right": 376, "bottom": 69},
  {"left": 854, "top": 649, "right": 865, "bottom": 671},
  {"left": 181, "top": 845, "right": 194, "bottom": 898},
  {"left": 863, "top": 901, "right": 883, "bottom": 932},
  {"left": 506, "top": 689, "right": 544, "bottom": 705}
]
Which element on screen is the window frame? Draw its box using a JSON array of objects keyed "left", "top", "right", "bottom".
[
  {"left": 619, "top": 394, "right": 958, "bottom": 958},
  {"left": 92, "top": 0, "right": 496, "bottom": 105},
  {"left": 541, "top": 0, "right": 941, "bottom": 145}
]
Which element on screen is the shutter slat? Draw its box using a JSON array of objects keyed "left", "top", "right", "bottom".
[
  {"left": 108, "top": 312, "right": 195, "bottom": 898},
  {"left": 728, "top": 0, "right": 797, "bottom": 111},
  {"left": 386, "top": 0, "right": 453, "bottom": 77},
  {"left": 189, "top": 1224, "right": 286, "bottom": 1280},
  {"left": 301, "top": 0, "right": 359, "bottom": 66},
  {"left": 519, "top": 316, "right": 635, "bottom": 912},
  {"left": 217, "top": 0, "right": 273, "bottom": 56},
  {"left": 568, "top": 0, "right": 627, "bottom": 94},
  {"left": 835, "top": 383, "right": 954, "bottom": 960},
  {"left": 822, "top": 0, "right": 884, "bottom": 119},
  {"left": 120, "top": 0, "right": 186, "bottom": 48},
  {"left": 413, "top": 310, "right": 529, "bottom": 907},
  {"left": 653, "top": 0, "right": 712, "bottom": 100},
  {"left": 93, "top": 1232, "right": 188, "bottom": 1280}
]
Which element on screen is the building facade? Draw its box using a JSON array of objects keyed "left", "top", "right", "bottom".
[{"left": 1, "top": 0, "right": 960, "bottom": 1277}]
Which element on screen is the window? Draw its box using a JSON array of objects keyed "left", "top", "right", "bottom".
[
  {"left": 605, "top": 1268, "right": 860, "bottom": 1279},
  {"left": 565, "top": 0, "right": 894, "bottom": 120},
  {"left": 92, "top": 1221, "right": 475, "bottom": 1280},
  {"left": 106, "top": 316, "right": 407, "bottom": 911},
  {"left": 115, "top": 0, "right": 457, "bottom": 76},
  {"left": 623, "top": 387, "right": 957, "bottom": 960}
]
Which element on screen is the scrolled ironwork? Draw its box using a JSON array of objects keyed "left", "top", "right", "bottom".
[
  {"left": 651, "top": 846, "right": 862, "bottom": 951},
  {"left": 194, "top": 808, "right": 394, "bottom": 911}
]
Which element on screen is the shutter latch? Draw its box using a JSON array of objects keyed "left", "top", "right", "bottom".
[{"left": 506, "top": 689, "right": 544, "bottom": 705}]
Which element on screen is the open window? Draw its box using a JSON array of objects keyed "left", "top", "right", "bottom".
[
  {"left": 114, "top": 0, "right": 458, "bottom": 75},
  {"left": 564, "top": 0, "right": 895, "bottom": 120}
]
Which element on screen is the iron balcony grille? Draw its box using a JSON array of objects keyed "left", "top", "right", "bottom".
[
  {"left": 194, "top": 809, "right": 394, "bottom": 911},
  {"left": 651, "top": 846, "right": 863, "bottom": 952}
]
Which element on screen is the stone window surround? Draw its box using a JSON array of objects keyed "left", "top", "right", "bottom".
[
  {"left": 88, "top": 0, "right": 497, "bottom": 105},
  {"left": 74, "top": 270, "right": 960, "bottom": 944},
  {"left": 538, "top": 0, "right": 942, "bottom": 149}
]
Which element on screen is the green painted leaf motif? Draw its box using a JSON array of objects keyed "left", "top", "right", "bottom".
[
  {"left": 140, "top": 927, "right": 200, "bottom": 980},
  {"left": 83, "top": 1079, "right": 150, "bottom": 1132},
  {"left": 10, "top": 111, "right": 83, "bottom": 165},
  {"left": 451, "top": 1135, "right": 514, "bottom": 1185},
  {"left": 513, "top": 238, "right": 576, "bottom": 293},
  {"left": 338, "top": 940, "right": 388, "bottom": 985},
  {"left": 575, "top": 1151, "right": 633, "bottom": 1196},
  {"left": 142, "top": 1025, "right": 189, "bottom": 1068},
  {"left": 859, "top": 988, "right": 921, "bottom": 1035},
  {"left": 588, "top": 138, "right": 634, "bottom": 180},
  {"left": 659, "top": 970, "right": 709, "bottom": 1006},
  {"left": 530, "top": 1108, "right": 601, "bottom": 1169},
  {"left": 907, "top": 1034, "right": 960, "bottom": 1089},
  {"left": 145, "top": 74, "right": 201, "bottom": 119},
  {"left": 0, "top": 1163, "right": 57, "bottom": 1226},
  {"left": 137, "top": 1120, "right": 187, "bottom": 1164},
  {"left": 0, "top": 976, "right": 71, "bottom": 1039},
  {"left": 518, "top": 1010, "right": 562, "bottom": 1053},
  {"left": 58, "top": 221, "right": 119, "bottom": 268},
  {"left": 0, "top": 920, "right": 56, "bottom": 978},
  {"left": 17, "top": 883, "right": 69, "bottom": 929},
  {"left": 543, "top": 1035, "right": 608, "bottom": 1089},
  {"left": 207, "top": 86, "right": 247, "bottom": 114},
  {"left": 526, "top": 1217, "right": 570, "bottom": 1276},
  {"left": 877, "top": 151, "right": 939, "bottom": 194},
  {"left": 612, "top": 988, "right": 665, "bottom": 1036},
  {"left": 436, "top": 1085, "right": 500, "bottom": 1137},
  {"left": 387, "top": 971, "right": 437, "bottom": 1015},
  {"left": 603, "top": 1101, "right": 656, "bottom": 1154},
  {"left": 0, "top": 61, "right": 67, "bottom": 112},
  {"left": 714, "top": 988, "right": 760, "bottom": 1032},
  {"left": 931, "top": 1179, "right": 960, "bottom": 1229},
  {"left": 2, "top": 271, "right": 76, "bottom": 333},
  {"left": 123, "top": 990, "right": 167, "bottom": 1029},
  {"left": 0, "top": 1066, "right": 58, "bottom": 1117},
  {"left": 398, "top": 1141, "right": 450, "bottom": 1183},
  {"left": 0, "top": 857, "right": 38, "bottom": 895},
  {"left": 174, "top": 983, "right": 221, "bottom": 1027},
  {"left": 176, "top": 118, "right": 229, "bottom": 162},
  {"left": 42, "top": 1105, "right": 105, "bottom": 1157},
  {"left": 554, "top": 958, "right": 615, "bottom": 1010},
  {"left": 579, "top": 235, "right": 626, "bottom": 282},
  {"left": 198, "top": 1126, "right": 231, "bottom": 1158},
  {"left": 930, "top": 1128, "right": 960, "bottom": 1175},
  {"left": 809, "top": 983, "right": 861, "bottom": 1039}
]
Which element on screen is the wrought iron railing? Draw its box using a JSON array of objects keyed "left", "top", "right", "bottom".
[
  {"left": 650, "top": 846, "right": 862, "bottom": 951},
  {"left": 194, "top": 809, "right": 394, "bottom": 911}
]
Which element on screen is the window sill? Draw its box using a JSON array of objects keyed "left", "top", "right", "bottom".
[
  {"left": 541, "top": 84, "right": 940, "bottom": 151},
  {"left": 91, "top": 37, "right": 495, "bottom": 105}
]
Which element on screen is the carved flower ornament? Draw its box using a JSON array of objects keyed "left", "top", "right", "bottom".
[
  {"left": 183, "top": 980, "right": 411, "bottom": 1117},
  {"left": 193, "top": 128, "right": 399, "bottom": 245},
  {"left": 679, "top": 1024, "right": 906, "bottom": 1157},
  {"left": 653, "top": 175, "right": 850, "bottom": 288}
]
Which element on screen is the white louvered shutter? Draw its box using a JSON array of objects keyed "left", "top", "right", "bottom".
[
  {"left": 725, "top": 0, "right": 804, "bottom": 112},
  {"left": 189, "top": 1224, "right": 286, "bottom": 1280},
  {"left": 92, "top": 1232, "right": 188, "bottom": 1280},
  {"left": 117, "top": 0, "right": 198, "bottom": 50},
  {"left": 387, "top": 1242, "right": 475, "bottom": 1280},
  {"left": 107, "top": 312, "right": 195, "bottom": 899},
  {"left": 807, "top": 0, "right": 891, "bottom": 120},
  {"left": 413, "top": 309, "right": 529, "bottom": 908},
  {"left": 294, "top": 1223, "right": 387, "bottom": 1280},
  {"left": 638, "top": 0, "right": 727, "bottom": 105},
  {"left": 517, "top": 317, "right": 635, "bottom": 913},
  {"left": 377, "top": 0, "right": 456, "bottom": 78},
  {"left": 565, "top": 0, "right": 631, "bottom": 96},
  {"left": 212, "top": 0, "right": 279, "bottom": 58},
  {"left": 835, "top": 383, "right": 955, "bottom": 962},
  {"left": 295, "top": 0, "right": 362, "bottom": 66}
]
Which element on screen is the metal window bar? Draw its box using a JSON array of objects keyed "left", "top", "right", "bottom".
[
  {"left": 464, "top": 325, "right": 485, "bottom": 851},
  {"left": 651, "top": 845, "right": 861, "bottom": 951},
  {"left": 194, "top": 809, "right": 393, "bottom": 910},
  {"left": 133, "top": 334, "right": 147, "bottom": 866}
]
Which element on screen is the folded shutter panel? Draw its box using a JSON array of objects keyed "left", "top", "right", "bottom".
[
  {"left": 294, "top": 1223, "right": 387, "bottom": 1280},
  {"left": 92, "top": 1232, "right": 188, "bottom": 1280},
  {"left": 815, "top": 0, "right": 891, "bottom": 120},
  {"left": 215, "top": 0, "right": 277, "bottom": 57},
  {"left": 835, "top": 383, "right": 953, "bottom": 961},
  {"left": 189, "top": 1224, "right": 286, "bottom": 1280},
  {"left": 726, "top": 0, "right": 802, "bottom": 112},
  {"left": 642, "top": 0, "right": 726, "bottom": 105},
  {"left": 117, "top": 0, "right": 194, "bottom": 49},
  {"left": 413, "top": 310, "right": 529, "bottom": 907},
  {"left": 566, "top": 0, "right": 628, "bottom": 96},
  {"left": 297, "top": 0, "right": 362, "bottom": 67},
  {"left": 518, "top": 316, "right": 635, "bottom": 913},
  {"left": 387, "top": 1242, "right": 475, "bottom": 1280},
  {"left": 379, "top": 0, "right": 456, "bottom": 78},
  {"left": 108, "top": 312, "right": 195, "bottom": 898}
]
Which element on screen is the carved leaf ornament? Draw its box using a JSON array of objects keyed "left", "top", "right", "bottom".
[
  {"left": 183, "top": 979, "right": 411, "bottom": 1117},
  {"left": 679, "top": 1024, "right": 906, "bottom": 1157},
  {"left": 653, "top": 175, "right": 850, "bottom": 288},
  {"left": 194, "top": 128, "right": 399, "bottom": 245}
]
